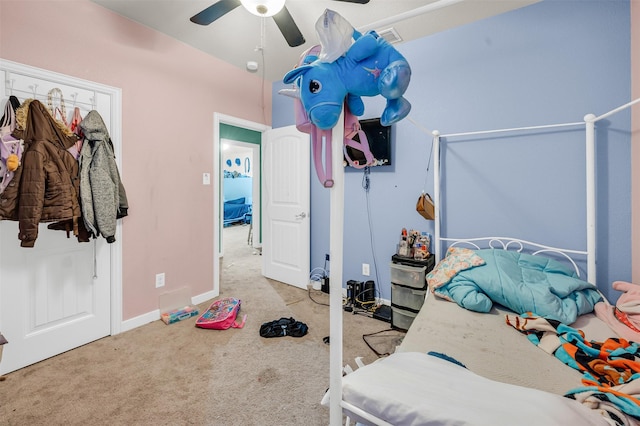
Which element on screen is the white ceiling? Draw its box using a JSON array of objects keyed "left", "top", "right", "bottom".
[{"left": 90, "top": 0, "right": 539, "bottom": 82}]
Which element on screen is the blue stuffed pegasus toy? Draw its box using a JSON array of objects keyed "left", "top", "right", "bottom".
[{"left": 283, "top": 9, "right": 411, "bottom": 130}]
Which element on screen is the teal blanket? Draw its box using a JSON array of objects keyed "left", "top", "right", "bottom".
[{"left": 433, "top": 249, "right": 602, "bottom": 324}]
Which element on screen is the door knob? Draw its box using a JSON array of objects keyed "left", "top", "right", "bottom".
[{"left": 295, "top": 212, "right": 307, "bottom": 219}]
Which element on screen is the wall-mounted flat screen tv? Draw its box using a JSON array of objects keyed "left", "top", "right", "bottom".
[{"left": 344, "top": 118, "right": 392, "bottom": 168}]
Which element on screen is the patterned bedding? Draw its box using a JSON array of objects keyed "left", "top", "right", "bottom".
[{"left": 507, "top": 313, "right": 640, "bottom": 425}]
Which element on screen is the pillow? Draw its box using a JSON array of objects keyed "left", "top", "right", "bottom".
[
  {"left": 335, "top": 352, "right": 606, "bottom": 426},
  {"left": 426, "top": 247, "right": 485, "bottom": 290},
  {"left": 225, "top": 197, "right": 245, "bottom": 205}
]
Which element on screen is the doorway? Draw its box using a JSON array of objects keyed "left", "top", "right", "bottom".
[
  {"left": 221, "top": 139, "right": 260, "bottom": 267},
  {"left": 212, "top": 116, "right": 311, "bottom": 293},
  {"left": 213, "top": 113, "right": 269, "bottom": 295}
]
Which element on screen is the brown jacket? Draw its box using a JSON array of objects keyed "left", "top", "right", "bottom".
[{"left": 7, "top": 100, "right": 85, "bottom": 247}]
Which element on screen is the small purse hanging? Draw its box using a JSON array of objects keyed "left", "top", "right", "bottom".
[
  {"left": 416, "top": 192, "right": 435, "bottom": 220},
  {"left": 416, "top": 131, "right": 436, "bottom": 220}
]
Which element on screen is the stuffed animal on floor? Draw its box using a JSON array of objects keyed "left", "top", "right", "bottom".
[{"left": 283, "top": 9, "right": 411, "bottom": 130}]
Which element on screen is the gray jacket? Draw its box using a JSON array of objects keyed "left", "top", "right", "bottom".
[{"left": 79, "top": 111, "right": 128, "bottom": 243}]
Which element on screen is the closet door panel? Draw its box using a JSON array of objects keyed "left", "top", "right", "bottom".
[
  {"left": 0, "top": 61, "right": 116, "bottom": 375},
  {"left": 0, "top": 223, "right": 110, "bottom": 374}
]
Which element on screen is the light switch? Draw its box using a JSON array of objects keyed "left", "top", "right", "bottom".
[{"left": 202, "top": 173, "right": 211, "bottom": 185}]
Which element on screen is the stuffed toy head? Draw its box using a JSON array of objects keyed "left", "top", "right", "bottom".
[{"left": 283, "top": 9, "right": 411, "bottom": 130}]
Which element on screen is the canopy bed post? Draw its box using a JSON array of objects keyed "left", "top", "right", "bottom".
[
  {"left": 432, "top": 131, "right": 442, "bottom": 262},
  {"left": 329, "top": 110, "right": 345, "bottom": 426},
  {"left": 583, "top": 97, "right": 640, "bottom": 284},
  {"left": 584, "top": 113, "right": 597, "bottom": 284}
]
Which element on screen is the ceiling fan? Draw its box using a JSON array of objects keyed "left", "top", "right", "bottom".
[{"left": 190, "top": 0, "right": 370, "bottom": 48}]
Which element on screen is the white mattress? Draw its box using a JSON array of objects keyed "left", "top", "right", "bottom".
[
  {"left": 339, "top": 352, "right": 608, "bottom": 426},
  {"left": 398, "top": 292, "right": 617, "bottom": 395}
]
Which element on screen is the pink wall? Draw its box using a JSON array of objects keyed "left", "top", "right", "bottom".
[
  {"left": 633, "top": 2, "right": 640, "bottom": 282},
  {"left": 0, "top": 1, "right": 272, "bottom": 320}
]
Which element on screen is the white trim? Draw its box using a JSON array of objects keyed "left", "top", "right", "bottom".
[
  {"left": 358, "top": 0, "right": 464, "bottom": 33},
  {"left": 120, "top": 309, "right": 160, "bottom": 333},
  {"left": 193, "top": 290, "right": 217, "bottom": 305}
]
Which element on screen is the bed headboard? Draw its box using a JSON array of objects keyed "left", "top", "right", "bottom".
[{"left": 441, "top": 236, "right": 587, "bottom": 278}]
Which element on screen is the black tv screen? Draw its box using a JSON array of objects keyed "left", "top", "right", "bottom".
[{"left": 344, "top": 118, "right": 392, "bottom": 168}]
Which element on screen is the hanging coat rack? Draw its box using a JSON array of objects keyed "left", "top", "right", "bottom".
[{"left": 5, "top": 71, "right": 97, "bottom": 110}]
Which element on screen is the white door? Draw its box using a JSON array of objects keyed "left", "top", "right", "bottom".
[
  {"left": 262, "top": 125, "right": 310, "bottom": 289},
  {"left": 0, "top": 60, "right": 117, "bottom": 375},
  {"left": 0, "top": 227, "right": 110, "bottom": 374}
]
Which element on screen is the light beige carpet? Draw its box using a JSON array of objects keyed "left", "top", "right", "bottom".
[{"left": 0, "top": 223, "right": 403, "bottom": 425}]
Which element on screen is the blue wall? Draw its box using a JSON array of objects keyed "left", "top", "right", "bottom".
[
  {"left": 223, "top": 177, "right": 252, "bottom": 203},
  {"left": 272, "top": 0, "right": 632, "bottom": 303}
]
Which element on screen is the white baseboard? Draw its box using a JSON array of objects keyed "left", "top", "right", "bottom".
[
  {"left": 120, "top": 309, "right": 160, "bottom": 333},
  {"left": 193, "top": 290, "right": 217, "bottom": 305}
]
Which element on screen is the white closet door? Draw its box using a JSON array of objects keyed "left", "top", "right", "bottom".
[{"left": 0, "top": 61, "right": 116, "bottom": 375}]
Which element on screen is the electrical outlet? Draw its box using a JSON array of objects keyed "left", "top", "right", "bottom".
[
  {"left": 362, "top": 263, "right": 370, "bottom": 276},
  {"left": 202, "top": 173, "right": 211, "bottom": 185},
  {"left": 155, "top": 272, "right": 165, "bottom": 288}
]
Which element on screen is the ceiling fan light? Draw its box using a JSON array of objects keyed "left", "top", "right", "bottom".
[{"left": 240, "top": 0, "right": 286, "bottom": 17}]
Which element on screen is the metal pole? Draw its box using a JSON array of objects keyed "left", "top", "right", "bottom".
[
  {"left": 329, "top": 109, "right": 345, "bottom": 425},
  {"left": 584, "top": 114, "right": 596, "bottom": 284}
]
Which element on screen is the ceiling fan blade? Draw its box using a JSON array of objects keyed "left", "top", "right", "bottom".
[
  {"left": 332, "top": 0, "right": 370, "bottom": 4},
  {"left": 190, "top": 0, "right": 242, "bottom": 25},
  {"left": 272, "top": 6, "right": 305, "bottom": 47}
]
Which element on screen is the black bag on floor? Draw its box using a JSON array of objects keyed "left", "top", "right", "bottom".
[{"left": 259, "top": 317, "right": 308, "bottom": 338}]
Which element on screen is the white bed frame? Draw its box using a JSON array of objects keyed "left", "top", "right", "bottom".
[
  {"left": 325, "top": 97, "right": 640, "bottom": 425},
  {"left": 432, "top": 120, "right": 596, "bottom": 281}
]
